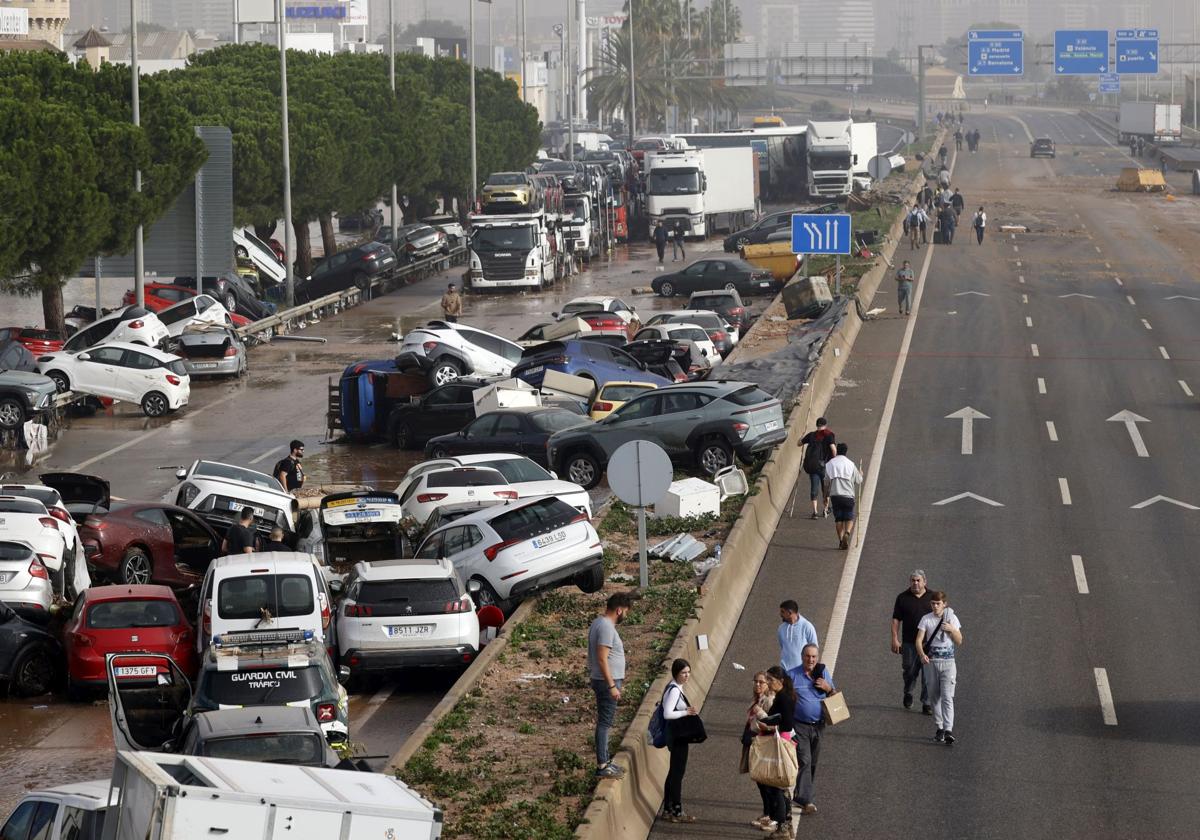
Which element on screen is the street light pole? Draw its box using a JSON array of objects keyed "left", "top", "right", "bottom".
[
  {"left": 519, "top": 0, "right": 527, "bottom": 102},
  {"left": 131, "top": 0, "right": 144, "bottom": 308},
  {"left": 277, "top": 0, "right": 295, "bottom": 308},
  {"left": 917, "top": 44, "right": 929, "bottom": 141},
  {"left": 469, "top": 0, "right": 478, "bottom": 210},
  {"left": 389, "top": 0, "right": 398, "bottom": 244},
  {"left": 566, "top": 0, "right": 574, "bottom": 160},
  {"left": 628, "top": 0, "right": 636, "bottom": 145}
]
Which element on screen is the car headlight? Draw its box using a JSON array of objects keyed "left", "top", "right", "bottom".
[{"left": 178, "top": 482, "right": 200, "bottom": 507}]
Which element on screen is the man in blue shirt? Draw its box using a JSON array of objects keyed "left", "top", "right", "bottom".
[
  {"left": 787, "top": 644, "right": 837, "bottom": 815},
  {"left": 777, "top": 600, "right": 819, "bottom": 672}
]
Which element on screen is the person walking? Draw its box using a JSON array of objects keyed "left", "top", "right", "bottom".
[
  {"left": 916, "top": 591, "right": 964, "bottom": 744},
  {"left": 1136, "top": 136, "right": 1145, "bottom": 157},
  {"left": 972, "top": 206, "right": 987, "bottom": 245},
  {"left": 1130, "top": 136, "right": 1139, "bottom": 158},
  {"left": 954, "top": 128, "right": 963, "bottom": 151},
  {"left": 895, "top": 260, "right": 915, "bottom": 316},
  {"left": 940, "top": 205, "right": 957, "bottom": 245},
  {"left": 745, "top": 672, "right": 776, "bottom": 828},
  {"left": 661, "top": 658, "right": 700, "bottom": 823},
  {"left": 824, "top": 443, "right": 863, "bottom": 550},
  {"left": 778, "top": 600, "right": 819, "bottom": 673},
  {"left": 799, "top": 417, "right": 836, "bottom": 518},
  {"left": 890, "top": 570, "right": 934, "bottom": 714},
  {"left": 671, "top": 221, "right": 687, "bottom": 261},
  {"left": 787, "top": 644, "right": 837, "bottom": 815},
  {"left": 588, "top": 591, "right": 633, "bottom": 778},
  {"left": 950, "top": 187, "right": 965, "bottom": 218},
  {"left": 440, "top": 282, "right": 463, "bottom": 323},
  {"left": 1161, "top": 154, "right": 1168, "bottom": 176},
  {"left": 653, "top": 221, "right": 668, "bottom": 264},
  {"left": 972, "top": 128, "right": 981, "bottom": 150},
  {"left": 907, "top": 205, "right": 922, "bottom": 251},
  {"left": 938, "top": 144, "right": 948, "bottom": 166},
  {"left": 753, "top": 666, "right": 797, "bottom": 837},
  {"left": 274, "top": 440, "right": 305, "bottom": 495},
  {"left": 220, "top": 507, "right": 258, "bottom": 555},
  {"left": 918, "top": 203, "right": 929, "bottom": 244}
]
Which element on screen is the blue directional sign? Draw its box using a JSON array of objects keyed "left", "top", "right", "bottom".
[
  {"left": 1115, "top": 29, "right": 1159, "bottom": 75},
  {"left": 1054, "top": 29, "right": 1109, "bottom": 75},
  {"left": 967, "top": 30, "right": 1024, "bottom": 76},
  {"left": 791, "top": 214, "right": 852, "bottom": 255},
  {"left": 1099, "top": 72, "right": 1120, "bottom": 94}
]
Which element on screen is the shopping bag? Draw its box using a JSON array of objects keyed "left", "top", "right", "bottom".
[
  {"left": 748, "top": 734, "right": 798, "bottom": 789},
  {"left": 821, "top": 691, "right": 850, "bottom": 726}
]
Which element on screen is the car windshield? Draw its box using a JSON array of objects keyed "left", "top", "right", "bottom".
[
  {"left": 200, "top": 664, "right": 324, "bottom": 705},
  {"left": 217, "top": 574, "right": 314, "bottom": 620},
  {"left": 202, "top": 732, "right": 326, "bottom": 765},
  {"left": 472, "top": 226, "right": 537, "bottom": 251},
  {"left": 671, "top": 327, "right": 710, "bottom": 342},
  {"left": 487, "top": 173, "right": 528, "bottom": 186},
  {"left": 565, "top": 198, "right": 587, "bottom": 216},
  {"left": 489, "top": 497, "right": 579, "bottom": 541},
  {"left": 0, "top": 498, "right": 46, "bottom": 514},
  {"left": 530, "top": 410, "right": 587, "bottom": 433},
  {"left": 426, "top": 468, "right": 507, "bottom": 488},
  {"left": 194, "top": 461, "right": 285, "bottom": 492},
  {"left": 358, "top": 578, "right": 459, "bottom": 608},
  {"left": 600, "top": 384, "right": 654, "bottom": 402},
  {"left": 562, "top": 301, "right": 600, "bottom": 314},
  {"left": 0, "top": 541, "right": 32, "bottom": 560},
  {"left": 476, "top": 458, "right": 552, "bottom": 483},
  {"left": 87, "top": 599, "right": 179, "bottom": 629},
  {"left": 648, "top": 169, "right": 702, "bottom": 194}
]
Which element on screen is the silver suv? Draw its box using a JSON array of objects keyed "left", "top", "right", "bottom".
[{"left": 396, "top": 321, "right": 524, "bottom": 386}]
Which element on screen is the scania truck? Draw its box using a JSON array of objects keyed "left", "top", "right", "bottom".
[{"left": 466, "top": 209, "right": 566, "bottom": 291}]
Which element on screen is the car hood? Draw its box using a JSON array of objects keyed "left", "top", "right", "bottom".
[
  {"left": 39, "top": 472, "right": 112, "bottom": 510},
  {"left": 0, "top": 368, "right": 57, "bottom": 391}
]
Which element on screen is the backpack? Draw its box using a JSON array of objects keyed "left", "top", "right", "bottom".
[
  {"left": 802, "top": 429, "right": 833, "bottom": 474},
  {"left": 648, "top": 687, "right": 670, "bottom": 748}
]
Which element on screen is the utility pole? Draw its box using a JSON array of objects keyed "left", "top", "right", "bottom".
[
  {"left": 519, "top": 0, "right": 527, "bottom": 103},
  {"left": 917, "top": 44, "right": 930, "bottom": 141},
  {"left": 628, "top": 0, "right": 636, "bottom": 146},
  {"left": 469, "top": 0, "right": 478, "bottom": 210},
  {"left": 131, "top": 0, "right": 144, "bottom": 308},
  {"left": 566, "top": 0, "right": 574, "bottom": 159},
  {"left": 277, "top": 0, "right": 295, "bottom": 307},
  {"left": 577, "top": 0, "right": 586, "bottom": 126},
  {"left": 389, "top": 0, "right": 398, "bottom": 245}
]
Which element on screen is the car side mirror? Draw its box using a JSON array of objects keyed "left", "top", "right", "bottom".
[
  {"left": 328, "top": 578, "right": 344, "bottom": 596},
  {"left": 548, "top": 470, "right": 558, "bottom": 479},
  {"left": 337, "top": 665, "right": 351, "bottom": 685},
  {"left": 77, "top": 352, "right": 91, "bottom": 362},
  {"left": 467, "top": 579, "right": 482, "bottom": 594},
  {"left": 551, "top": 311, "right": 560, "bottom": 319},
  {"left": 175, "top": 468, "right": 187, "bottom": 481}
]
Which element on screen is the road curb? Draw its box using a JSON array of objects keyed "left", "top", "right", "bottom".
[{"left": 573, "top": 132, "right": 941, "bottom": 840}]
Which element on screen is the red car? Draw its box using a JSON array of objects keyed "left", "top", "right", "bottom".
[
  {"left": 80, "top": 502, "right": 222, "bottom": 587},
  {"left": 122, "top": 284, "right": 252, "bottom": 329},
  {"left": 64, "top": 584, "right": 198, "bottom": 692},
  {"left": 0, "top": 326, "right": 64, "bottom": 354}
]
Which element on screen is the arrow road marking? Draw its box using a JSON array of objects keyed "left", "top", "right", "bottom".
[
  {"left": 954, "top": 291, "right": 990, "bottom": 297},
  {"left": 945, "top": 406, "right": 989, "bottom": 455},
  {"left": 1165, "top": 295, "right": 1200, "bottom": 301},
  {"left": 1131, "top": 495, "right": 1200, "bottom": 510},
  {"left": 1107, "top": 410, "right": 1149, "bottom": 457},
  {"left": 932, "top": 492, "right": 1004, "bottom": 507},
  {"left": 1059, "top": 293, "right": 1096, "bottom": 299}
]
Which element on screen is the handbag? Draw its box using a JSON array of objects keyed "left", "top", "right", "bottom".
[
  {"left": 668, "top": 713, "right": 708, "bottom": 744},
  {"left": 748, "top": 733, "right": 798, "bottom": 789},
  {"left": 821, "top": 691, "right": 850, "bottom": 726}
]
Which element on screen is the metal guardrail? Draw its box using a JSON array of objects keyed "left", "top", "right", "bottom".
[{"left": 238, "top": 246, "right": 467, "bottom": 339}]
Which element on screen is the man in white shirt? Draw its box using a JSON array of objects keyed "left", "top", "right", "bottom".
[
  {"left": 824, "top": 443, "right": 863, "bottom": 550},
  {"left": 915, "top": 591, "right": 964, "bottom": 744}
]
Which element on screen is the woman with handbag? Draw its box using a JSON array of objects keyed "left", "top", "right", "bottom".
[
  {"left": 744, "top": 672, "right": 776, "bottom": 827},
  {"left": 753, "top": 666, "right": 797, "bottom": 837},
  {"left": 662, "top": 658, "right": 702, "bottom": 823}
]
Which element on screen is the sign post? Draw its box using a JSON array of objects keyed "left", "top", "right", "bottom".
[
  {"left": 607, "top": 441, "right": 673, "bottom": 589},
  {"left": 1115, "top": 29, "right": 1160, "bottom": 75},
  {"left": 791, "top": 213, "right": 852, "bottom": 294},
  {"left": 967, "top": 29, "right": 1024, "bottom": 76},
  {"left": 1053, "top": 30, "right": 1110, "bottom": 75}
]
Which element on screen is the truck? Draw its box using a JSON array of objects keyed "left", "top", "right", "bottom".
[
  {"left": 644, "top": 149, "right": 707, "bottom": 238},
  {"left": 850, "top": 122, "right": 878, "bottom": 189},
  {"left": 562, "top": 192, "right": 601, "bottom": 261},
  {"left": 806, "top": 119, "right": 854, "bottom": 196},
  {"left": 466, "top": 210, "right": 565, "bottom": 291},
  {"left": 1118, "top": 102, "right": 1182, "bottom": 144},
  {"left": 695, "top": 147, "right": 759, "bottom": 234}
]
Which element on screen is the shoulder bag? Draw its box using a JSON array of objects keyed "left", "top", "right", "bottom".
[
  {"left": 665, "top": 689, "right": 708, "bottom": 744},
  {"left": 921, "top": 617, "right": 945, "bottom": 658},
  {"left": 749, "top": 731, "right": 798, "bottom": 789}
]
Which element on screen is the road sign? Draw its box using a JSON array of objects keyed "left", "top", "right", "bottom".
[
  {"left": 967, "top": 29, "right": 1023, "bottom": 76},
  {"left": 608, "top": 440, "right": 673, "bottom": 589},
  {"left": 791, "top": 213, "right": 852, "bottom": 255},
  {"left": 1099, "top": 72, "right": 1121, "bottom": 93},
  {"left": 1054, "top": 29, "right": 1109, "bottom": 75},
  {"left": 1115, "top": 28, "right": 1159, "bottom": 75}
]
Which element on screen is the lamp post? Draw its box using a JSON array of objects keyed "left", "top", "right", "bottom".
[
  {"left": 277, "top": 0, "right": 295, "bottom": 308},
  {"left": 554, "top": 24, "right": 566, "bottom": 124},
  {"left": 566, "top": 0, "right": 574, "bottom": 159},
  {"left": 131, "top": 0, "right": 144, "bottom": 308},
  {"left": 469, "top": 0, "right": 477, "bottom": 210},
  {"left": 628, "top": 0, "right": 636, "bottom": 146},
  {"left": 519, "top": 0, "right": 527, "bottom": 102},
  {"left": 389, "top": 0, "right": 398, "bottom": 245}
]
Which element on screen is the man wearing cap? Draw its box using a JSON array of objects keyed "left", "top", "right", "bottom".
[
  {"left": 441, "top": 282, "right": 463, "bottom": 323},
  {"left": 890, "top": 570, "right": 934, "bottom": 714}
]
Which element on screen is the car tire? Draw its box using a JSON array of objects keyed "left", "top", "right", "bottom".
[
  {"left": 696, "top": 436, "right": 734, "bottom": 476},
  {"left": 724, "top": 282, "right": 738, "bottom": 292},
  {"left": 564, "top": 450, "right": 602, "bottom": 490},
  {"left": 736, "top": 236, "right": 750, "bottom": 250},
  {"left": 428, "top": 358, "right": 462, "bottom": 387},
  {"left": 235, "top": 245, "right": 249, "bottom": 259},
  {"left": 141, "top": 391, "right": 169, "bottom": 418},
  {"left": 0, "top": 397, "right": 25, "bottom": 430},
  {"left": 223, "top": 291, "right": 238, "bottom": 313},
  {"left": 11, "top": 645, "right": 56, "bottom": 697},
  {"left": 575, "top": 564, "right": 605, "bottom": 594},
  {"left": 658, "top": 280, "right": 676, "bottom": 297},
  {"left": 429, "top": 445, "right": 450, "bottom": 459},
  {"left": 119, "top": 547, "right": 153, "bottom": 585},
  {"left": 392, "top": 420, "right": 414, "bottom": 450},
  {"left": 471, "top": 578, "right": 509, "bottom": 613},
  {"left": 353, "top": 272, "right": 370, "bottom": 292},
  {"left": 47, "top": 370, "right": 70, "bottom": 394}
]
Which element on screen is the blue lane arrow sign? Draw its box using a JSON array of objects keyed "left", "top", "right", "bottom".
[
  {"left": 1054, "top": 29, "right": 1109, "bottom": 75},
  {"left": 1099, "top": 72, "right": 1120, "bottom": 93},
  {"left": 967, "top": 29, "right": 1024, "bottom": 76},
  {"left": 791, "top": 213, "right": 852, "bottom": 255},
  {"left": 1115, "top": 29, "right": 1160, "bottom": 75}
]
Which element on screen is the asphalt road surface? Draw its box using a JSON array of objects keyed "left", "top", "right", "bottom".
[{"left": 650, "top": 106, "right": 1200, "bottom": 839}]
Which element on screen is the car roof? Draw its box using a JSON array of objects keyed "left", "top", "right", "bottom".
[
  {"left": 192, "top": 460, "right": 287, "bottom": 493},
  {"left": 82, "top": 584, "right": 177, "bottom": 603},
  {"left": 427, "top": 495, "right": 556, "bottom": 529},
  {"left": 193, "top": 706, "right": 321, "bottom": 736},
  {"left": 37, "top": 779, "right": 118, "bottom": 805},
  {"left": 352, "top": 558, "right": 454, "bottom": 581},
  {"left": 88, "top": 341, "right": 178, "bottom": 360},
  {"left": 651, "top": 309, "right": 719, "bottom": 319},
  {"left": 657, "top": 380, "right": 754, "bottom": 394},
  {"left": 211, "top": 551, "right": 318, "bottom": 572}
]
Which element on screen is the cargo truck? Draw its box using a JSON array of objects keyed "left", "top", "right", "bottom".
[
  {"left": 1118, "top": 102, "right": 1182, "bottom": 144},
  {"left": 466, "top": 210, "right": 565, "bottom": 291},
  {"left": 644, "top": 149, "right": 707, "bottom": 237},
  {"left": 806, "top": 119, "right": 854, "bottom": 196},
  {"left": 697, "top": 147, "right": 759, "bottom": 234}
]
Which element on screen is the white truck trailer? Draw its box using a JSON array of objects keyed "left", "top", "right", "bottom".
[
  {"left": 698, "top": 147, "right": 760, "bottom": 234},
  {"left": 1118, "top": 102, "right": 1182, "bottom": 144},
  {"left": 850, "top": 122, "right": 878, "bottom": 189}
]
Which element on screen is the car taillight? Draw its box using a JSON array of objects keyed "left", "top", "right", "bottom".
[
  {"left": 71, "top": 631, "right": 92, "bottom": 647},
  {"left": 730, "top": 307, "right": 744, "bottom": 317},
  {"left": 49, "top": 508, "right": 71, "bottom": 525},
  {"left": 541, "top": 355, "right": 570, "bottom": 365},
  {"left": 570, "top": 512, "right": 589, "bottom": 524},
  {"left": 39, "top": 517, "right": 59, "bottom": 531},
  {"left": 29, "top": 559, "right": 49, "bottom": 579},
  {"left": 733, "top": 421, "right": 750, "bottom": 438},
  {"left": 417, "top": 493, "right": 448, "bottom": 503},
  {"left": 405, "top": 243, "right": 417, "bottom": 251},
  {"left": 316, "top": 703, "right": 336, "bottom": 723},
  {"left": 345, "top": 604, "right": 374, "bottom": 617},
  {"left": 444, "top": 596, "right": 472, "bottom": 613},
  {"left": 422, "top": 341, "right": 438, "bottom": 351},
  {"left": 223, "top": 346, "right": 237, "bottom": 357},
  {"left": 174, "top": 629, "right": 193, "bottom": 645},
  {"left": 166, "top": 374, "right": 181, "bottom": 385},
  {"left": 483, "top": 539, "right": 519, "bottom": 561},
  {"left": 321, "top": 598, "right": 330, "bottom": 630},
  {"left": 494, "top": 490, "right": 519, "bottom": 499},
  {"left": 364, "top": 252, "right": 380, "bottom": 260},
  {"left": 593, "top": 401, "right": 613, "bottom": 412},
  {"left": 674, "top": 372, "right": 688, "bottom": 382},
  {"left": 129, "top": 320, "right": 144, "bottom": 329},
  {"left": 586, "top": 316, "right": 622, "bottom": 329},
  {"left": 711, "top": 330, "right": 727, "bottom": 343},
  {"left": 84, "top": 515, "right": 106, "bottom": 530}
]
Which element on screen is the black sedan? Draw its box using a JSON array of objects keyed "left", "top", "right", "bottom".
[
  {"left": 297, "top": 242, "right": 398, "bottom": 301},
  {"left": 0, "top": 602, "right": 60, "bottom": 696},
  {"left": 722, "top": 204, "right": 839, "bottom": 252},
  {"left": 423, "top": 406, "right": 591, "bottom": 466},
  {"left": 651, "top": 258, "right": 779, "bottom": 298},
  {"left": 386, "top": 381, "right": 480, "bottom": 450},
  {"left": 173, "top": 274, "right": 275, "bottom": 321}
]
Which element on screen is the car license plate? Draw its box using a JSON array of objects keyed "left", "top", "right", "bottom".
[
  {"left": 525, "top": 365, "right": 544, "bottom": 375},
  {"left": 115, "top": 665, "right": 158, "bottom": 677},
  {"left": 532, "top": 529, "right": 567, "bottom": 549},
  {"left": 0, "top": 573, "right": 11, "bottom": 584},
  {"left": 381, "top": 257, "right": 394, "bottom": 265},
  {"left": 763, "top": 419, "right": 780, "bottom": 432},
  {"left": 191, "top": 363, "right": 218, "bottom": 370},
  {"left": 759, "top": 281, "right": 771, "bottom": 287},
  {"left": 387, "top": 625, "right": 433, "bottom": 637},
  {"left": 226, "top": 501, "right": 264, "bottom": 517}
]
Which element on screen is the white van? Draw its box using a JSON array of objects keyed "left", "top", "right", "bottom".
[{"left": 197, "top": 552, "right": 340, "bottom": 653}]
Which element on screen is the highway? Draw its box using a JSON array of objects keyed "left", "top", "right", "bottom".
[{"left": 650, "top": 105, "right": 1200, "bottom": 838}]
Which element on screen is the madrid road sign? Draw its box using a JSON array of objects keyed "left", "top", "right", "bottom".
[
  {"left": 1099, "top": 72, "right": 1120, "bottom": 94},
  {"left": 1115, "top": 29, "right": 1159, "bottom": 75},
  {"left": 967, "top": 30, "right": 1024, "bottom": 76},
  {"left": 791, "top": 213, "right": 852, "bottom": 255},
  {"left": 1054, "top": 30, "right": 1109, "bottom": 75}
]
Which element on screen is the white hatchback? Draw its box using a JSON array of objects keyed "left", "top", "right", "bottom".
[
  {"left": 0, "top": 496, "right": 66, "bottom": 582},
  {"left": 398, "top": 467, "right": 518, "bottom": 525},
  {"left": 394, "top": 453, "right": 592, "bottom": 517},
  {"left": 61, "top": 305, "right": 170, "bottom": 352},
  {"left": 156, "top": 294, "right": 233, "bottom": 338},
  {"left": 337, "top": 558, "right": 480, "bottom": 675},
  {"left": 37, "top": 341, "right": 190, "bottom": 417},
  {"left": 167, "top": 459, "right": 297, "bottom": 538}
]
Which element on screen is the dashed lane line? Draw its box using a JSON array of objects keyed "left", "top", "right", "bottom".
[
  {"left": 1059, "top": 477, "right": 1073, "bottom": 505},
  {"left": 1094, "top": 668, "right": 1119, "bottom": 726},
  {"left": 1046, "top": 421, "right": 1059, "bottom": 442},
  {"left": 1038, "top": 377, "right": 1047, "bottom": 394},
  {"left": 1142, "top": 319, "right": 1153, "bottom": 331},
  {"left": 1072, "top": 555, "right": 1090, "bottom": 595},
  {"left": 1126, "top": 295, "right": 1137, "bottom": 306},
  {"left": 1181, "top": 380, "right": 1195, "bottom": 397},
  {"left": 1025, "top": 316, "right": 1034, "bottom": 328},
  {"left": 1022, "top": 294, "right": 1029, "bottom": 304},
  {"left": 1160, "top": 346, "right": 1172, "bottom": 360},
  {"left": 249, "top": 445, "right": 285, "bottom": 466},
  {"left": 1031, "top": 343, "right": 1040, "bottom": 357}
]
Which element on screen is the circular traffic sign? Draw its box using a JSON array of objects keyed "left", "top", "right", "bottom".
[{"left": 607, "top": 440, "right": 672, "bottom": 507}]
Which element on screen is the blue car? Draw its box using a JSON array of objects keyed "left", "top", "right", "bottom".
[
  {"left": 510, "top": 340, "right": 672, "bottom": 390},
  {"left": 338, "top": 358, "right": 399, "bottom": 439}
]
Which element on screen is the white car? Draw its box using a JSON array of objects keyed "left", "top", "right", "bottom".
[
  {"left": 0, "top": 540, "right": 54, "bottom": 613},
  {"left": 0, "top": 496, "right": 67, "bottom": 585},
  {"left": 0, "top": 481, "right": 87, "bottom": 595},
  {"left": 167, "top": 460, "right": 297, "bottom": 538},
  {"left": 633, "top": 323, "right": 717, "bottom": 368},
  {"left": 413, "top": 496, "right": 604, "bottom": 611},
  {"left": 396, "top": 321, "right": 524, "bottom": 387},
  {"left": 337, "top": 558, "right": 480, "bottom": 675},
  {"left": 395, "top": 453, "right": 592, "bottom": 517},
  {"left": 156, "top": 294, "right": 233, "bottom": 338},
  {"left": 37, "top": 342, "right": 190, "bottom": 418},
  {"left": 61, "top": 305, "right": 170, "bottom": 352},
  {"left": 398, "top": 466, "right": 518, "bottom": 525},
  {"left": 644, "top": 309, "right": 740, "bottom": 344},
  {"left": 233, "top": 227, "right": 286, "bottom": 284},
  {"left": 554, "top": 296, "right": 636, "bottom": 324}
]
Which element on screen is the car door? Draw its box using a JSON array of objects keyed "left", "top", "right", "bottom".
[
  {"left": 594, "top": 393, "right": 663, "bottom": 454},
  {"left": 607, "top": 346, "right": 645, "bottom": 380},
  {"left": 678, "top": 261, "right": 709, "bottom": 293},
  {"left": 167, "top": 508, "right": 219, "bottom": 576},
  {"left": 704, "top": 260, "right": 734, "bottom": 291},
  {"left": 121, "top": 349, "right": 169, "bottom": 402},
  {"left": 417, "top": 384, "right": 476, "bottom": 439},
  {"left": 73, "top": 345, "right": 129, "bottom": 398},
  {"left": 455, "top": 414, "right": 500, "bottom": 455},
  {"left": 655, "top": 391, "right": 710, "bottom": 455},
  {"left": 490, "top": 413, "right": 531, "bottom": 455},
  {"left": 106, "top": 652, "right": 192, "bottom": 752}
]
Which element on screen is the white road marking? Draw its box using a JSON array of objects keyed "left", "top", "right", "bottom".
[
  {"left": 249, "top": 445, "right": 285, "bottom": 465},
  {"left": 1025, "top": 316, "right": 1034, "bottom": 327},
  {"left": 1059, "top": 477, "right": 1072, "bottom": 505},
  {"left": 353, "top": 683, "right": 397, "bottom": 731},
  {"left": 1016, "top": 260, "right": 1022, "bottom": 268},
  {"left": 1046, "top": 421, "right": 1059, "bottom": 442},
  {"left": 1094, "top": 668, "right": 1118, "bottom": 726},
  {"left": 1031, "top": 343, "right": 1040, "bottom": 357},
  {"left": 1126, "top": 295, "right": 1136, "bottom": 306},
  {"left": 1072, "top": 555, "right": 1090, "bottom": 595},
  {"left": 932, "top": 492, "right": 1004, "bottom": 507},
  {"left": 1114, "top": 277, "right": 1123, "bottom": 286},
  {"left": 1021, "top": 294, "right": 1029, "bottom": 304},
  {"left": 1180, "top": 380, "right": 1194, "bottom": 397},
  {"left": 1132, "top": 495, "right": 1200, "bottom": 510},
  {"left": 1142, "top": 319, "right": 1153, "bottom": 330},
  {"left": 1107, "top": 410, "right": 1150, "bottom": 458},
  {"left": 1059, "top": 293, "right": 1095, "bottom": 299},
  {"left": 1013, "top": 245, "right": 1019, "bottom": 253},
  {"left": 1165, "top": 295, "right": 1200, "bottom": 301},
  {"left": 954, "top": 291, "right": 990, "bottom": 297},
  {"left": 1095, "top": 246, "right": 1102, "bottom": 253},
  {"left": 1105, "top": 262, "right": 1111, "bottom": 269},
  {"left": 1038, "top": 377, "right": 1047, "bottom": 394},
  {"left": 946, "top": 406, "right": 989, "bottom": 455},
  {"left": 1159, "top": 346, "right": 1171, "bottom": 360}
]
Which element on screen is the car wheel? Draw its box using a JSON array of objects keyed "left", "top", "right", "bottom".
[
  {"left": 0, "top": 397, "right": 24, "bottom": 430},
  {"left": 428, "top": 358, "right": 462, "bottom": 387},
  {"left": 119, "top": 548, "right": 153, "bottom": 585},
  {"left": 141, "top": 391, "right": 169, "bottom": 418},
  {"left": 575, "top": 564, "right": 605, "bottom": 594},
  {"left": 471, "top": 578, "right": 508, "bottom": 613},
  {"left": 565, "top": 450, "right": 602, "bottom": 490},
  {"left": 724, "top": 282, "right": 738, "bottom": 291},
  {"left": 696, "top": 436, "right": 734, "bottom": 476},
  {"left": 392, "top": 421, "right": 414, "bottom": 450},
  {"left": 736, "top": 236, "right": 750, "bottom": 250},
  {"left": 47, "top": 370, "right": 70, "bottom": 394},
  {"left": 430, "top": 445, "right": 449, "bottom": 459},
  {"left": 11, "top": 645, "right": 56, "bottom": 697},
  {"left": 223, "top": 291, "right": 238, "bottom": 313},
  {"left": 235, "top": 245, "right": 249, "bottom": 259},
  {"left": 658, "top": 280, "right": 675, "bottom": 297},
  {"left": 353, "top": 272, "right": 370, "bottom": 291}
]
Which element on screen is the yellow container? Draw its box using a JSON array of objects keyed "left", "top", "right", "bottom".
[{"left": 741, "top": 243, "right": 799, "bottom": 281}]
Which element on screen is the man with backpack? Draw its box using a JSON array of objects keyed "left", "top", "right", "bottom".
[
  {"left": 589, "top": 591, "right": 634, "bottom": 778},
  {"left": 799, "top": 417, "right": 836, "bottom": 519}
]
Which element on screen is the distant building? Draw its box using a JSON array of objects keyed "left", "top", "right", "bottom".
[
  {"left": 73, "top": 26, "right": 113, "bottom": 66},
  {"left": 0, "top": 0, "right": 71, "bottom": 49},
  {"left": 106, "top": 29, "right": 198, "bottom": 61}
]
